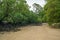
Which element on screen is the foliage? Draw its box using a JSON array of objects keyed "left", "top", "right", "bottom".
[
  {"left": 33, "top": 3, "right": 43, "bottom": 13},
  {"left": 0, "top": 0, "right": 44, "bottom": 26},
  {"left": 44, "top": 0, "right": 60, "bottom": 28}
]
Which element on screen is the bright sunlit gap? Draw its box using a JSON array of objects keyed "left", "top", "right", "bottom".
[{"left": 26, "top": 0, "right": 46, "bottom": 10}]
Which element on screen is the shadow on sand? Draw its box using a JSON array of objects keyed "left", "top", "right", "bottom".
[
  {"left": 0, "top": 23, "right": 42, "bottom": 34},
  {"left": 0, "top": 23, "right": 21, "bottom": 33}
]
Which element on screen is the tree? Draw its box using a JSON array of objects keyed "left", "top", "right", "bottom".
[
  {"left": 33, "top": 3, "right": 45, "bottom": 23},
  {"left": 33, "top": 3, "right": 43, "bottom": 14},
  {"left": 0, "top": 0, "right": 29, "bottom": 23},
  {"left": 44, "top": 0, "right": 60, "bottom": 27}
]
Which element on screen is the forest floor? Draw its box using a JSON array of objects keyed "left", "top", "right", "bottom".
[{"left": 0, "top": 23, "right": 60, "bottom": 40}]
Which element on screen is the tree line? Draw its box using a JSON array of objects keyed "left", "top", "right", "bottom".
[
  {"left": 0, "top": 0, "right": 45, "bottom": 25},
  {"left": 0, "top": 0, "right": 60, "bottom": 31}
]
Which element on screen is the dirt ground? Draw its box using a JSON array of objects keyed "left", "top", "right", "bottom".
[{"left": 0, "top": 23, "right": 60, "bottom": 40}]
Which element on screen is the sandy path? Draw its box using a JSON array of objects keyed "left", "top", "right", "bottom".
[{"left": 0, "top": 24, "right": 60, "bottom": 40}]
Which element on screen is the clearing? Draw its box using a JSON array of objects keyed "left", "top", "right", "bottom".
[{"left": 0, "top": 23, "right": 60, "bottom": 40}]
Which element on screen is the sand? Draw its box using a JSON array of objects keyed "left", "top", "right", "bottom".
[{"left": 0, "top": 23, "right": 60, "bottom": 40}]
